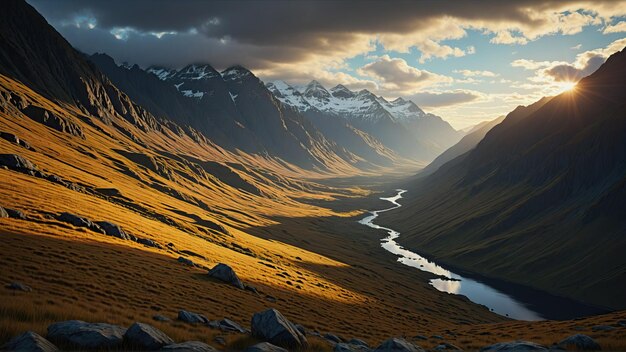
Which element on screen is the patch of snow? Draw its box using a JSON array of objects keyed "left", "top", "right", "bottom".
[
  {"left": 181, "top": 90, "right": 204, "bottom": 99},
  {"left": 229, "top": 92, "right": 238, "bottom": 103}
]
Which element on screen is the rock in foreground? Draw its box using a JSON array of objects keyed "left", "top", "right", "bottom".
[
  {"left": 47, "top": 320, "right": 126, "bottom": 349},
  {"left": 178, "top": 310, "right": 209, "bottom": 324},
  {"left": 374, "top": 338, "right": 423, "bottom": 351},
  {"left": 161, "top": 341, "right": 218, "bottom": 351},
  {"left": 557, "top": 334, "right": 601, "bottom": 351},
  {"left": 480, "top": 341, "right": 547, "bottom": 351},
  {"left": 1, "top": 331, "right": 58, "bottom": 352},
  {"left": 207, "top": 263, "right": 244, "bottom": 289},
  {"left": 251, "top": 308, "right": 308, "bottom": 349},
  {"left": 244, "top": 342, "right": 288, "bottom": 352},
  {"left": 124, "top": 322, "right": 174, "bottom": 350}
]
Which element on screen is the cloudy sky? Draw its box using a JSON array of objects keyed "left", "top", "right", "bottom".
[{"left": 29, "top": 0, "right": 626, "bottom": 129}]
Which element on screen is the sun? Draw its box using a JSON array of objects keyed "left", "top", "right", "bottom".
[{"left": 559, "top": 81, "right": 577, "bottom": 93}]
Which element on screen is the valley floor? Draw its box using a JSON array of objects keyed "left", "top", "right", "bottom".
[{"left": 2, "top": 173, "right": 626, "bottom": 350}]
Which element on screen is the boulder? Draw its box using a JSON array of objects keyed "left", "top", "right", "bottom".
[
  {"left": 137, "top": 238, "right": 162, "bottom": 249},
  {"left": 348, "top": 339, "right": 369, "bottom": 348},
  {"left": 95, "top": 221, "right": 131, "bottom": 240},
  {"left": 207, "top": 263, "right": 244, "bottom": 289},
  {"left": 161, "top": 341, "right": 218, "bottom": 351},
  {"left": 5, "top": 208, "right": 26, "bottom": 219},
  {"left": 6, "top": 282, "right": 32, "bottom": 292},
  {"left": 435, "top": 343, "right": 463, "bottom": 350},
  {"left": 124, "top": 322, "right": 174, "bottom": 350},
  {"left": 480, "top": 341, "right": 547, "bottom": 351},
  {"left": 244, "top": 342, "right": 289, "bottom": 352},
  {"left": 374, "top": 338, "right": 424, "bottom": 352},
  {"left": 335, "top": 342, "right": 371, "bottom": 352},
  {"left": 251, "top": 308, "right": 308, "bottom": 349},
  {"left": 218, "top": 318, "right": 248, "bottom": 333},
  {"left": 178, "top": 257, "right": 195, "bottom": 266},
  {"left": 1, "top": 331, "right": 58, "bottom": 352},
  {"left": 153, "top": 315, "right": 171, "bottom": 322},
  {"left": 57, "top": 213, "right": 103, "bottom": 233},
  {"left": 294, "top": 324, "right": 306, "bottom": 336},
  {"left": 0, "top": 154, "right": 37, "bottom": 172},
  {"left": 177, "top": 310, "right": 209, "bottom": 324},
  {"left": 557, "top": 334, "right": 601, "bottom": 351},
  {"left": 325, "top": 333, "right": 343, "bottom": 343},
  {"left": 47, "top": 320, "right": 126, "bottom": 349}
]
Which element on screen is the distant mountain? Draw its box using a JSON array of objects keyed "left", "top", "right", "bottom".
[
  {"left": 90, "top": 55, "right": 365, "bottom": 170},
  {"left": 384, "top": 47, "right": 626, "bottom": 309},
  {"left": 268, "top": 80, "right": 460, "bottom": 161}
]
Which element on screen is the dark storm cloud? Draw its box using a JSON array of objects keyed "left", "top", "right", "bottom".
[{"left": 27, "top": 0, "right": 608, "bottom": 68}]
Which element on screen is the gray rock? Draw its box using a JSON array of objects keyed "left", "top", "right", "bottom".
[
  {"left": 177, "top": 257, "right": 195, "bottom": 266},
  {"left": 244, "top": 342, "right": 288, "bottom": 352},
  {"left": 480, "top": 341, "right": 547, "bottom": 351},
  {"left": 177, "top": 310, "right": 209, "bottom": 324},
  {"left": 6, "top": 282, "right": 32, "bottom": 292},
  {"left": 153, "top": 315, "right": 171, "bottom": 322},
  {"left": 0, "top": 206, "right": 8, "bottom": 218},
  {"left": 95, "top": 221, "right": 130, "bottom": 240},
  {"left": 138, "top": 238, "right": 162, "bottom": 249},
  {"left": 124, "top": 322, "right": 174, "bottom": 350},
  {"left": 47, "top": 320, "right": 126, "bottom": 349},
  {"left": 348, "top": 339, "right": 370, "bottom": 347},
  {"left": 161, "top": 341, "right": 218, "bottom": 351},
  {"left": 251, "top": 308, "right": 308, "bottom": 349},
  {"left": 374, "top": 338, "right": 424, "bottom": 352},
  {"left": 591, "top": 325, "right": 615, "bottom": 332},
  {"left": 1, "top": 331, "right": 59, "bottom": 352},
  {"left": 335, "top": 342, "right": 371, "bottom": 352},
  {"left": 5, "top": 208, "right": 26, "bottom": 219},
  {"left": 325, "top": 333, "right": 343, "bottom": 343},
  {"left": 0, "top": 154, "right": 37, "bottom": 172},
  {"left": 557, "top": 334, "right": 601, "bottom": 350},
  {"left": 245, "top": 284, "right": 259, "bottom": 294},
  {"left": 413, "top": 335, "right": 427, "bottom": 341},
  {"left": 435, "top": 343, "right": 463, "bottom": 351},
  {"left": 294, "top": 324, "right": 306, "bottom": 336},
  {"left": 0, "top": 132, "right": 32, "bottom": 150},
  {"left": 57, "top": 213, "right": 103, "bottom": 233},
  {"left": 207, "top": 263, "right": 244, "bottom": 289},
  {"left": 213, "top": 337, "right": 226, "bottom": 346},
  {"left": 218, "top": 318, "right": 247, "bottom": 333}
]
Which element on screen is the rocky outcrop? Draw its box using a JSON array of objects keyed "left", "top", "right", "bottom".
[
  {"left": 0, "top": 154, "right": 37, "bottom": 173},
  {"left": 95, "top": 221, "right": 132, "bottom": 240},
  {"left": 57, "top": 212, "right": 104, "bottom": 233},
  {"left": 177, "top": 310, "right": 209, "bottom": 324},
  {"left": 251, "top": 308, "right": 308, "bottom": 349},
  {"left": 137, "top": 238, "right": 162, "bottom": 249},
  {"left": 374, "top": 338, "right": 424, "bottom": 352},
  {"left": 0, "top": 206, "right": 8, "bottom": 218},
  {"left": 0, "top": 131, "right": 33, "bottom": 150},
  {"left": 5, "top": 208, "right": 26, "bottom": 219},
  {"left": 177, "top": 257, "right": 195, "bottom": 266},
  {"left": 244, "top": 342, "right": 288, "bottom": 352},
  {"left": 557, "top": 334, "right": 601, "bottom": 351},
  {"left": 161, "top": 341, "right": 218, "bottom": 351},
  {"left": 335, "top": 342, "right": 371, "bottom": 352},
  {"left": 207, "top": 263, "right": 244, "bottom": 289},
  {"left": 480, "top": 341, "right": 547, "bottom": 351},
  {"left": 217, "top": 318, "right": 247, "bottom": 333},
  {"left": 47, "top": 320, "right": 126, "bottom": 349},
  {"left": 325, "top": 333, "right": 343, "bottom": 343},
  {"left": 22, "top": 105, "right": 83, "bottom": 137},
  {"left": 124, "top": 322, "right": 174, "bottom": 350},
  {"left": 1, "top": 331, "right": 58, "bottom": 352}
]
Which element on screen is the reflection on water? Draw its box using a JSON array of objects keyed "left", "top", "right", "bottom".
[{"left": 359, "top": 189, "right": 543, "bottom": 321}]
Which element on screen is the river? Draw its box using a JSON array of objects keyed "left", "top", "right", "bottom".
[{"left": 359, "top": 189, "right": 608, "bottom": 321}]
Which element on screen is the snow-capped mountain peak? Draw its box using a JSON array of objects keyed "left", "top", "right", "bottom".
[
  {"left": 221, "top": 65, "right": 253, "bottom": 81},
  {"left": 174, "top": 64, "right": 220, "bottom": 80},
  {"left": 266, "top": 80, "right": 314, "bottom": 112},
  {"left": 146, "top": 66, "right": 177, "bottom": 80},
  {"left": 330, "top": 84, "right": 354, "bottom": 98}
]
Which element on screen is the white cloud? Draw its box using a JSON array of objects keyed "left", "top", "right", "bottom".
[
  {"left": 454, "top": 69, "right": 498, "bottom": 77},
  {"left": 570, "top": 44, "right": 582, "bottom": 50},
  {"left": 603, "top": 21, "right": 626, "bottom": 34},
  {"left": 357, "top": 55, "right": 452, "bottom": 93},
  {"left": 490, "top": 30, "right": 528, "bottom": 45}
]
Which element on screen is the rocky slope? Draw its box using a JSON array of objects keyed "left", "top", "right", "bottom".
[{"left": 383, "top": 47, "right": 626, "bottom": 310}]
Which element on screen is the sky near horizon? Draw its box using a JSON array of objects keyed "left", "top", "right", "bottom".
[{"left": 29, "top": 0, "right": 626, "bottom": 129}]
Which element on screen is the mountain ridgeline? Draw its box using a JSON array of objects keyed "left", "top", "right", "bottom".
[
  {"left": 90, "top": 53, "right": 462, "bottom": 170},
  {"left": 383, "top": 47, "right": 626, "bottom": 310}
]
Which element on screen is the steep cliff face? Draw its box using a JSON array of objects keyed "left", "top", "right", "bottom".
[{"left": 384, "top": 48, "right": 626, "bottom": 309}]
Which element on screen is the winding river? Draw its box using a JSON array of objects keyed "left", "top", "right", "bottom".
[{"left": 359, "top": 189, "right": 608, "bottom": 321}]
